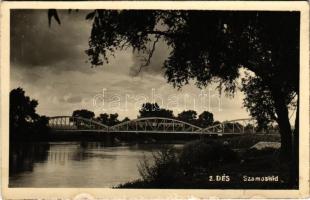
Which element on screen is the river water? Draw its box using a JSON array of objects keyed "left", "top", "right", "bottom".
[{"left": 9, "top": 142, "right": 184, "bottom": 188}]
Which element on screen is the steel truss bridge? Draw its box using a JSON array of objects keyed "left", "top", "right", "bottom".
[{"left": 48, "top": 116, "right": 278, "bottom": 135}]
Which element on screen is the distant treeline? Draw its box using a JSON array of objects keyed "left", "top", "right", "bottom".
[
  {"left": 10, "top": 88, "right": 218, "bottom": 140},
  {"left": 10, "top": 88, "right": 277, "bottom": 141},
  {"left": 72, "top": 102, "right": 217, "bottom": 128}
]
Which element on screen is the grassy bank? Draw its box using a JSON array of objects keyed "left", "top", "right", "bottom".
[{"left": 116, "top": 135, "right": 294, "bottom": 189}]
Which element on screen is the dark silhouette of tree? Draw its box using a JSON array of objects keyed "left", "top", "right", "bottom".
[
  {"left": 96, "top": 113, "right": 109, "bottom": 124},
  {"left": 78, "top": 10, "right": 299, "bottom": 161},
  {"left": 177, "top": 110, "right": 197, "bottom": 124},
  {"left": 198, "top": 111, "right": 214, "bottom": 128},
  {"left": 138, "top": 103, "right": 174, "bottom": 118},
  {"left": 10, "top": 88, "right": 38, "bottom": 134},
  {"left": 10, "top": 88, "right": 49, "bottom": 138},
  {"left": 241, "top": 77, "right": 276, "bottom": 131},
  {"left": 33, "top": 115, "right": 50, "bottom": 133},
  {"left": 108, "top": 113, "right": 120, "bottom": 126},
  {"left": 10, "top": 143, "right": 50, "bottom": 175},
  {"left": 121, "top": 117, "right": 130, "bottom": 123},
  {"left": 72, "top": 109, "right": 95, "bottom": 119},
  {"left": 96, "top": 113, "right": 120, "bottom": 126},
  {"left": 241, "top": 76, "right": 296, "bottom": 131},
  {"left": 49, "top": 10, "right": 299, "bottom": 185}
]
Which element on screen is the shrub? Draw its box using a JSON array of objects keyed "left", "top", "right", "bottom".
[
  {"left": 131, "top": 141, "right": 240, "bottom": 187},
  {"left": 179, "top": 140, "right": 239, "bottom": 175},
  {"left": 243, "top": 147, "right": 279, "bottom": 158},
  {"left": 241, "top": 147, "right": 282, "bottom": 172},
  {"left": 137, "top": 146, "right": 183, "bottom": 187}
]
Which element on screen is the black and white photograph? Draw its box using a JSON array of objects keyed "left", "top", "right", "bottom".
[{"left": 1, "top": 2, "right": 309, "bottom": 198}]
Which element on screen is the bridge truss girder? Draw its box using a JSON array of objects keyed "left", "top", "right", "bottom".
[
  {"left": 48, "top": 116, "right": 109, "bottom": 131},
  {"left": 109, "top": 117, "right": 202, "bottom": 134},
  {"left": 48, "top": 116, "right": 279, "bottom": 135}
]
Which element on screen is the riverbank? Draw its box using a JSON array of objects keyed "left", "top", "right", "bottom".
[
  {"left": 11, "top": 130, "right": 280, "bottom": 143},
  {"left": 115, "top": 135, "right": 295, "bottom": 189},
  {"left": 10, "top": 130, "right": 203, "bottom": 143},
  {"left": 10, "top": 134, "right": 289, "bottom": 188}
]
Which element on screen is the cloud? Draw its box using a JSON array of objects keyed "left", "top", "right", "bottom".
[
  {"left": 11, "top": 10, "right": 93, "bottom": 73},
  {"left": 59, "top": 95, "right": 83, "bottom": 104},
  {"left": 10, "top": 9, "right": 251, "bottom": 122}
]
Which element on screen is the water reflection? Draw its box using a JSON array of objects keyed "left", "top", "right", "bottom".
[
  {"left": 10, "top": 142, "right": 50, "bottom": 175},
  {"left": 9, "top": 142, "right": 183, "bottom": 187}
]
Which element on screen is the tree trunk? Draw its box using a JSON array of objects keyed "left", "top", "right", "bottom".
[
  {"left": 271, "top": 90, "right": 293, "bottom": 160},
  {"left": 292, "top": 94, "right": 299, "bottom": 188},
  {"left": 271, "top": 88, "right": 296, "bottom": 187}
]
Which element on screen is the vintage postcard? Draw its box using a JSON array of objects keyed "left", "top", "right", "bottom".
[{"left": 1, "top": 1, "right": 309, "bottom": 199}]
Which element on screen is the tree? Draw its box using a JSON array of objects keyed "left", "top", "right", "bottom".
[
  {"left": 33, "top": 115, "right": 50, "bottom": 134},
  {"left": 96, "top": 113, "right": 109, "bottom": 124},
  {"left": 241, "top": 76, "right": 296, "bottom": 132},
  {"left": 177, "top": 110, "right": 197, "bottom": 124},
  {"left": 108, "top": 113, "right": 120, "bottom": 126},
  {"left": 10, "top": 88, "right": 49, "bottom": 138},
  {"left": 72, "top": 109, "right": 95, "bottom": 119},
  {"left": 10, "top": 88, "right": 38, "bottom": 132},
  {"left": 49, "top": 10, "right": 299, "bottom": 185},
  {"left": 78, "top": 10, "right": 299, "bottom": 161},
  {"left": 121, "top": 117, "right": 131, "bottom": 123},
  {"left": 96, "top": 113, "right": 120, "bottom": 126},
  {"left": 198, "top": 111, "right": 214, "bottom": 128},
  {"left": 138, "top": 103, "right": 174, "bottom": 118}
]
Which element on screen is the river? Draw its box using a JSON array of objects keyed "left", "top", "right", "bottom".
[{"left": 9, "top": 142, "right": 184, "bottom": 188}]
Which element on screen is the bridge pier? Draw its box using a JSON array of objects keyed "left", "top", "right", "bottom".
[{"left": 102, "top": 133, "right": 115, "bottom": 146}]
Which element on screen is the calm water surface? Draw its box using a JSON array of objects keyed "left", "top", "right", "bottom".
[{"left": 9, "top": 142, "right": 184, "bottom": 188}]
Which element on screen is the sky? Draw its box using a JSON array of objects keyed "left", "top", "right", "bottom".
[{"left": 10, "top": 9, "right": 251, "bottom": 121}]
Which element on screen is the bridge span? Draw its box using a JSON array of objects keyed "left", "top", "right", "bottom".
[{"left": 48, "top": 116, "right": 278, "bottom": 135}]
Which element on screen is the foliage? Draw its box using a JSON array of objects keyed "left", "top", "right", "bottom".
[
  {"left": 179, "top": 140, "right": 239, "bottom": 175},
  {"left": 115, "top": 179, "right": 150, "bottom": 189},
  {"left": 48, "top": 9, "right": 61, "bottom": 27},
  {"left": 32, "top": 115, "right": 50, "bottom": 133},
  {"left": 10, "top": 88, "right": 49, "bottom": 138},
  {"left": 138, "top": 103, "right": 174, "bottom": 118},
  {"left": 81, "top": 10, "right": 298, "bottom": 93},
  {"left": 10, "top": 87, "right": 39, "bottom": 128},
  {"left": 198, "top": 111, "right": 214, "bottom": 128},
  {"left": 138, "top": 146, "right": 182, "bottom": 186},
  {"left": 48, "top": 10, "right": 299, "bottom": 183},
  {"left": 241, "top": 147, "right": 284, "bottom": 174},
  {"left": 96, "top": 113, "right": 109, "bottom": 124},
  {"left": 108, "top": 113, "right": 119, "bottom": 126},
  {"left": 121, "top": 117, "right": 130, "bottom": 123},
  {"left": 137, "top": 140, "right": 239, "bottom": 185},
  {"left": 177, "top": 110, "right": 197, "bottom": 124},
  {"left": 49, "top": 10, "right": 299, "bottom": 145},
  {"left": 241, "top": 75, "right": 295, "bottom": 131},
  {"left": 117, "top": 137, "right": 291, "bottom": 188},
  {"left": 75, "top": 10, "right": 299, "bottom": 158},
  {"left": 244, "top": 147, "right": 279, "bottom": 159},
  {"left": 72, "top": 109, "right": 95, "bottom": 119},
  {"left": 177, "top": 110, "right": 214, "bottom": 127},
  {"left": 96, "top": 113, "right": 120, "bottom": 126}
]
